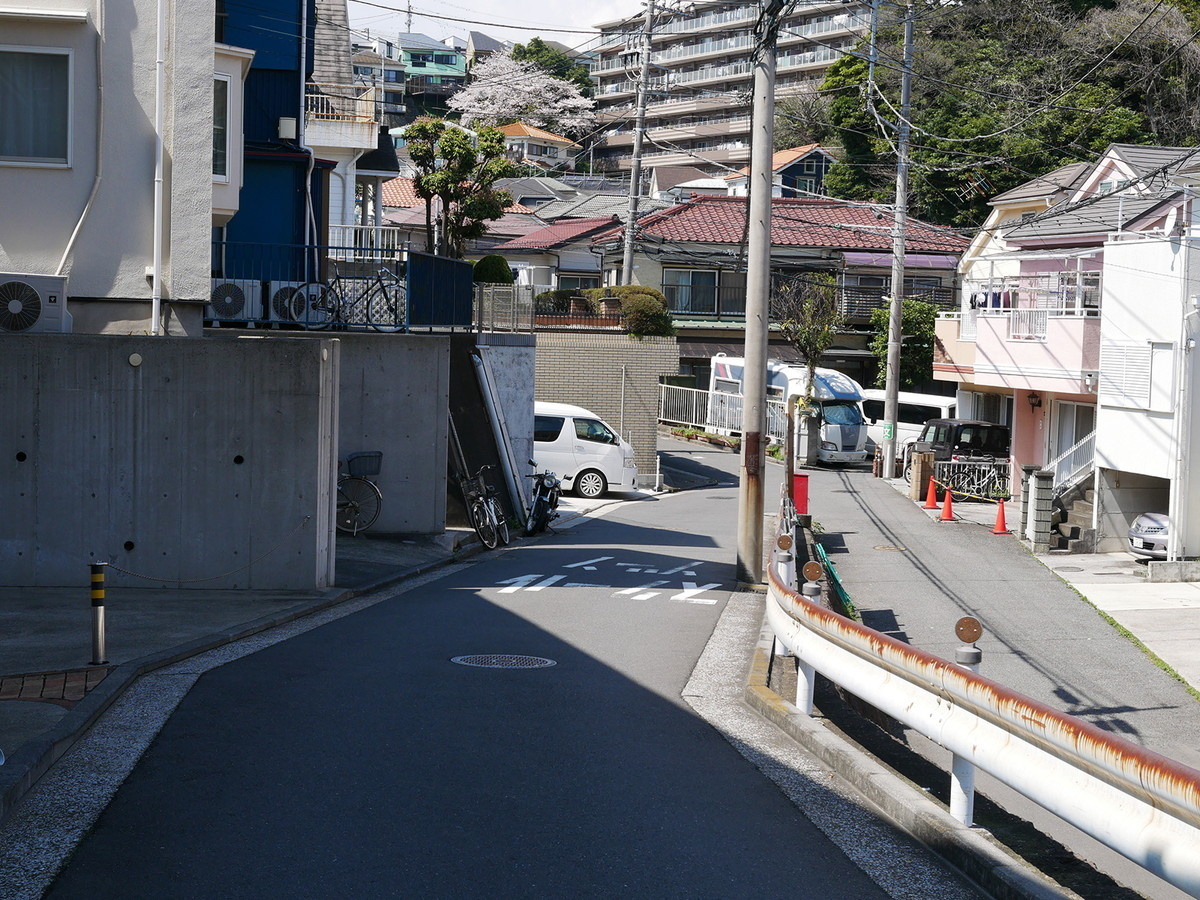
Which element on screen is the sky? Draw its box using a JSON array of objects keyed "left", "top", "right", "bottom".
[{"left": 347, "top": 0, "right": 639, "bottom": 48}]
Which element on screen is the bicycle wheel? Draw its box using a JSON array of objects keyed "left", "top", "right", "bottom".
[
  {"left": 307, "top": 284, "right": 339, "bottom": 330},
  {"left": 340, "top": 280, "right": 373, "bottom": 328},
  {"left": 336, "top": 476, "right": 382, "bottom": 535},
  {"left": 469, "top": 498, "right": 498, "bottom": 549},
  {"left": 492, "top": 498, "right": 510, "bottom": 545},
  {"left": 368, "top": 285, "right": 405, "bottom": 333}
]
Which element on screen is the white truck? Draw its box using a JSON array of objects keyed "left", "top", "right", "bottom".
[{"left": 707, "top": 355, "right": 869, "bottom": 464}]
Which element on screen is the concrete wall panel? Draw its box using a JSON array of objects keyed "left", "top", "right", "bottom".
[{"left": 0, "top": 333, "right": 336, "bottom": 589}]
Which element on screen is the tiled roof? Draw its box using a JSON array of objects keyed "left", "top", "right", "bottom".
[
  {"left": 988, "top": 162, "right": 1089, "bottom": 204},
  {"left": 490, "top": 216, "right": 618, "bottom": 251},
  {"left": 725, "top": 144, "right": 825, "bottom": 181},
  {"left": 591, "top": 195, "right": 968, "bottom": 252},
  {"left": 650, "top": 165, "right": 710, "bottom": 192},
  {"left": 381, "top": 176, "right": 533, "bottom": 213},
  {"left": 1002, "top": 193, "right": 1168, "bottom": 241},
  {"left": 382, "top": 207, "right": 547, "bottom": 238},
  {"left": 496, "top": 122, "right": 579, "bottom": 148},
  {"left": 536, "top": 194, "right": 670, "bottom": 222}
]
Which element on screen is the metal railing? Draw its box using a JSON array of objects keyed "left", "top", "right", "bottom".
[
  {"left": 659, "top": 384, "right": 786, "bottom": 442},
  {"left": 305, "top": 83, "right": 377, "bottom": 123},
  {"left": 1049, "top": 430, "right": 1095, "bottom": 495},
  {"left": 474, "top": 284, "right": 535, "bottom": 333},
  {"left": 768, "top": 505, "right": 1200, "bottom": 896},
  {"left": 1008, "top": 308, "right": 1049, "bottom": 341},
  {"left": 933, "top": 459, "right": 1010, "bottom": 499},
  {"left": 327, "top": 225, "right": 409, "bottom": 261}
]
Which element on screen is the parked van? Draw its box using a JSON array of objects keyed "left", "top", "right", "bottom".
[
  {"left": 533, "top": 402, "right": 638, "bottom": 498},
  {"left": 707, "top": 355, "right": 868, "bottom": 464},
  {"left": 861, "top": 390, "right": 957, "bottom": 458}
]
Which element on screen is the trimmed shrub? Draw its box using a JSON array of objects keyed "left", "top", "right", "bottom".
[
  {"left": 473, "top": 254, "right": 514, "bottom": 284},
  {"left": 621, "top": 292, "right": 675, "bottom": 337},
  {"left": 534, "top": 289, "right": 575, "bottom": 314}
]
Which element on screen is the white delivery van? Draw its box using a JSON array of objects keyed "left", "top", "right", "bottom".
[
  {"left": 861, "top": 390, "right": 957, "bottom": 459},
  {"left": 707, "top": 355, "right": 868, "bottom": 464},
  {"left": 533, "top": 402, "right": 638, "bottom": 498}
]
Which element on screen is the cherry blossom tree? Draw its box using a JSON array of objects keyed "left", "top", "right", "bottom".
[{"left": 448, "top": 51, "right": 596, "bottom": 137}]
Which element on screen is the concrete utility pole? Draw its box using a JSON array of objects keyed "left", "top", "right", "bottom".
[
  {"left": 736, "top": 1, "right": 781, "bottom": 584},
  {"left": 621, "top": 0, "right": 655, "bottom": 285},
  {"left": 880, "top": 0, "right": 914, "bottom": 479}
]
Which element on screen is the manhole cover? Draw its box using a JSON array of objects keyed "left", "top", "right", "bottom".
[
  {"left": 1052, "top": 566, "right": 1084, "bottom": 572},
  {"left": 874, "top": 545, "right": 906, "bottom": 552},
  {"left": 451, "top": 654, "right": 556, "bottom": 669}
]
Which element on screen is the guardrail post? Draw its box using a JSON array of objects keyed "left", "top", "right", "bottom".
[
  {"left": 90, "top": 562, "right": 108, "bottom": 666},
  {"left": 950, "top": 641, "right": 982, "bottom": 825},
  {"left": 794, "top": 580, "right": 822, "bottom": 715}
]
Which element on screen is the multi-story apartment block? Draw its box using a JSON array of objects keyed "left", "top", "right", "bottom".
[{"left": 590, "top": 1, "right": 870, "bottom": 173}]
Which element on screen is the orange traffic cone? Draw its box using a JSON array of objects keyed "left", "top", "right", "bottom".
[
  {"left": 939, "top": 489, "right": 955, "bottom": 522},
  {"left": 992, "top": 499, "right": 1011, "bottom": 535},
  {"left": 923, "top": 477, "right": 939, "bottom": 509}
]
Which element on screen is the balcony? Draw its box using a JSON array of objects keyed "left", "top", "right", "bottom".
[
  {"left": 664, "top": 284, "right": 746, "bottom": 319},
  {"left": 304, "top": 83, "right": 379, "bottom": 151}
]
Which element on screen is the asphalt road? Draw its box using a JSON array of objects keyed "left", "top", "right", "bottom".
[{"left": 24, "top": 442, "right": 987, "bottom": 899}]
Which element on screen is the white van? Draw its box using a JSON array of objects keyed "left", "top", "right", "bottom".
[
  {"left": 533, "top": 402, "right": 638, "bottom": 498},
  {"left": 707, "top": 355, "right": 869, "bottom": 464},
  {"left": 861, "top": 390, "right": 957, "bottom": 457}
]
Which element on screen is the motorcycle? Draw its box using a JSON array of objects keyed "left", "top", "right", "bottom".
[{"left": 525, "top": 458, "right": 561, "bottom": 535}]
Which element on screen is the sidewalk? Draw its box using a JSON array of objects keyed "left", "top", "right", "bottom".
[
  {"left": 0, "top": 494, "right": 624, "bottom": 822},
  {"left": 891, "top": 476, "right": 1200, "bottom": 692}
]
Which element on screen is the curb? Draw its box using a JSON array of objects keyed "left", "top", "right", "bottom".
[
  {"left": 743, "top": 623, "right": 1080, "bottom": 900},
  {"left": 0, "top": 539, "right": 487, "bottom": 826}
]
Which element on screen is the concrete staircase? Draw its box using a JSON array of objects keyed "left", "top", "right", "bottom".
[{"left": 1049, "top": 484, "right": 1096, "bottom": 553}]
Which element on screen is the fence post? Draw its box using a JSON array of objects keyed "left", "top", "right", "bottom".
[
  {"left": 1019, "top": 464, "right": 1038, "bottom": 539},
  {"left": 950, "top": 637, "right": 982, "bottom": 825},
  {"left": 1031, "top": 469, "right": 1055, "bottom": 552}
]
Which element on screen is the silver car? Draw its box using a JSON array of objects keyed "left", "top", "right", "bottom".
[{"left": 1127, "top": 512, "right": 1169, "bottom": 559}]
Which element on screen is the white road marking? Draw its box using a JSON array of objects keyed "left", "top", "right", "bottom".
[
  {"left": 671, "top": 582, "right": 723, "bottom": 604},
  {"left": 564, "top": 556, "right": 613, "bottom": 569},
  {"left": 526, "top": 575, "right": 565, "bottom": 591},
  {"left": 617, "top": 580, "right": 671, "bottom": 596},
  {"left": 660, "top": 561, "right": 706, "bottom": 576},
  {"left": 497, "top": 574, "right": 544, "bottom": 593}
]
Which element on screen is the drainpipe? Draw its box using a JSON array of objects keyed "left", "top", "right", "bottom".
[
  {"left": 298, "top": 0, "right": 316, "bottom": 248},
  {"left": 151, "top": 0, "right": 167, "bottom": 334},
  {"left": 57, "top": 0, "right": 104, "bottom": 278},
  {"left": 1170, "top": 192, "right": 1198, "bottom": 560}
]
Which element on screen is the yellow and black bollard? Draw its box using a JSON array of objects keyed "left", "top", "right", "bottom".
[{"left": 90, "top": 562, "right": 108, "bottom": 666}]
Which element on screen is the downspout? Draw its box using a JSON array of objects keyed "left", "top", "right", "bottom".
[
  {"left": 151, "top": 0, "right": 167, "bottom": 334},
  {"left": 298, "top": 0, "right": 316, "bottom": 248},
  {"left": 57, "top": 0, "right": 104, "bottom": 278},
  {"left": 1170, "top": 190, "right": 1197, "bottom": 560}
]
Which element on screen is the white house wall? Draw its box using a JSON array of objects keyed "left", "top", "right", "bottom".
[{"left": 0, "top": 1, "right": 214, "bottom": 332}]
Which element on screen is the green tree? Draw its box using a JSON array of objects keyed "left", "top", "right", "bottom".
[
  {"left": 771, "top": 274, "right": 846, "bottom": 405},
  {"left": 512, "top": 37, "right": 594, "bottom": 97},
  {"left": 404, "top": 119, "right": 516, "bottom": 259},
  {"left": 473, "top": 254, "right": 514, "bottom": 284},
  {"left": 868, "top": 299, "right": 938, "bottom": 390}
]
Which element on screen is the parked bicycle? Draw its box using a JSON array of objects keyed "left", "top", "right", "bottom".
[
  {"left": 525, "top": 458, "right": 561, "bottom": 535},
  {"left": 336, "top": 451, "right": 383, "bottom": 535},
  {"left": 283, "top": 261, "right": 406, "bottom": 332},
  {"left": 461, "top": 464, "right": 509, "bottom": 550}
]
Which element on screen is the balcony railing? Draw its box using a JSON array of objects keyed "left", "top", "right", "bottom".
[
  {"left": 327, "top": 225, "right": 409, "bottom": 261},
  {"left": 664, "top": 284, "right": 746, "bottom": 318},
  {"left": 965, "top": 273, "right": 1101, "bottom": 316},
  {"left": 305, "top": 83, "right": 377, "bottom": 123},
  {"left": 839, "top": 285, "right": 957, "bottom": 318}
]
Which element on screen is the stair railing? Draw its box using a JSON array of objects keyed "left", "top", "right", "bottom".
[{"left": 1049, "top": 430, "right": 1096, "bottom": 496}]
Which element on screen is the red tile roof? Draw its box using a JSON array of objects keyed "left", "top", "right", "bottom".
[
  {"left": 491, "top": 216, "right": 618, "bottom": 251},
  {"left": 591, "top": 195, "right": 969, "bottom": 253},
  {"left": 381, "top": 176, "right": 535, "bottom": 214}
]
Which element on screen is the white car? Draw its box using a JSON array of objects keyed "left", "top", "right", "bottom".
[
  {"left": 1128, "top": 513, "right": 1169, "bottom": 559},
  {"left": 533, "top": 402, "right": 637, "bottom": 498}
]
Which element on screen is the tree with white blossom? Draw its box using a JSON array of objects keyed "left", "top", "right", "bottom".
[{"left": 449, "top": 51, "right": 596, "bottom": 137}]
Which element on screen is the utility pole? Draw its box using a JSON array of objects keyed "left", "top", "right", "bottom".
[
  {"left": 736, "top": 1, "right": 781, "bottom": 585},
  {"left": 621, "top": 0, "right": 655, "bottom": 285},
  {"left": 880, "top": 0, "right": 914, "bottom": 479}
]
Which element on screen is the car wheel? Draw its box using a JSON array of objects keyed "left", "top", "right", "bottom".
[{"left": 574, "top": 469, "right": 607, "bottom": 499}]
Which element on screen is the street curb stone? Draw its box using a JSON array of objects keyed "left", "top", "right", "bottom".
[{"left": 743, "top": 621, "right": 1081, "bottom": 900}]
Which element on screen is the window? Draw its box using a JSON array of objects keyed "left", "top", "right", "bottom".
[
  {"left": 534, "top": 415, "right": 565, "bottom": 442},
  {"left": 213, "top": 75, "right": 230, "bottom": 180},
  {"left": 434, "top": 53, "right": 457, "bottom": 65},
  {"left": 0, "top": 48, "right": 71, "bottom": 165},
  {"left": 558, "top": 275, "right": 600, "bottom": 292},
  {"left": 662, "top": 268, "right": 718, "bottom": 314},
  {"left": 384, "top": 68, "right": 402, "bottom": 82},
  {"left": 575, "top": 418, "right": 616, "bottom": 445}
]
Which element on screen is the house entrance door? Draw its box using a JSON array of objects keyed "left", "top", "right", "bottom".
[{"left": 1052, "top": 400, "right": 1095, "bottom": 459}]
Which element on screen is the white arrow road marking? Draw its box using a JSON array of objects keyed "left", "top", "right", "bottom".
[
  {"left": 659, "top": 560, "right": 706, "bottom": 576},
  {"left": 564, "top": 556, "right": 613, "bottom": 569},
  {"left": 526, "top": 575, "right": 565, "bottom": 591},
  {"left": 670, "top": 582, "right": 723, "bottom": 604},
  {"left": 617, "top": 580, "right": 671, "bottom": 596},
  {"left": 633, "top": 592, "right": 661, "bottom": 601},
  {"left": 564, "top": 582, "right": 609, "bottom": 588},
  {"left": 497, "top": 574, "right": 543, "bottom": 593}
]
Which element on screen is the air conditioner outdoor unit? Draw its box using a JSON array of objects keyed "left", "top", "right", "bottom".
[
  {"left": 266, "top": 280, "right": 324, "bottom": 325},
  {"left": 0, "top": 273, "right": 72, "bottom": 334},
  {"left": 207, "top": 278, "right": 263, "bottom": 324}
]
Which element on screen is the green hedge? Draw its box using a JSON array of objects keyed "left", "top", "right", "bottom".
[{"left": 473, "top": 254, "right": 514, "bottom": 284}]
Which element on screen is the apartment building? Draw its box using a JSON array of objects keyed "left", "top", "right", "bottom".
[{"left": 590, "top": 1, "right": 870, "bottom": 173}]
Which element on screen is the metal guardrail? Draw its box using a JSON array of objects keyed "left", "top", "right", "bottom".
[
  {"left": 659, "top": 384, "right": 786, "bottom": 442},
  {"left": 768, "top": 504, "right": 1200, "bottom": 895},
  {"left": 1049, "top": 430, "right": 1095, "bottom": 495}
]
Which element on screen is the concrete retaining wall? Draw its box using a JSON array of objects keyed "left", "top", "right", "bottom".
[
  {"left": 0, "top": 334, "right": 338, "bottom": 589},
  {"left": 534, "top": 333, "right": 679, "bottom": 487}
]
